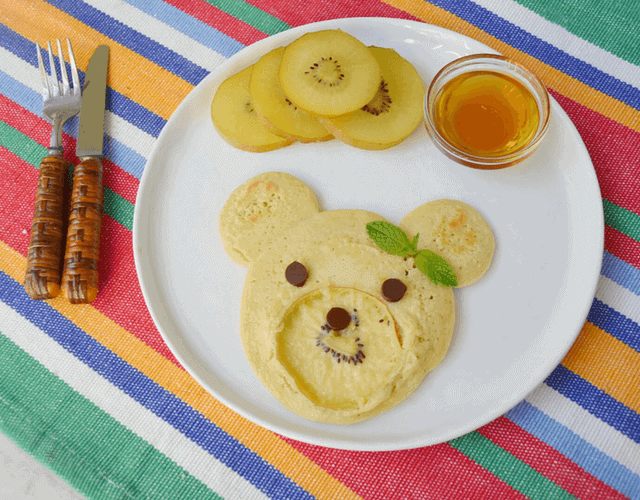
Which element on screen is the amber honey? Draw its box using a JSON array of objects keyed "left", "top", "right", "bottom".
[{"left": 433, "top": 70, "right": 540, "bottom": 158}]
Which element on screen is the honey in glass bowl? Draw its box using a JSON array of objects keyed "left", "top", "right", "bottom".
[{"left": 425, "top": 54, "right": 550, "bottom": 169}]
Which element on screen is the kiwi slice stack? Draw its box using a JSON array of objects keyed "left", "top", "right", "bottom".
[
  {"left": 210, "top": 29, "right": 425, "bottom": 152},
  {"left": 210, "top": 66, "right": 294, "bottom": 152}
]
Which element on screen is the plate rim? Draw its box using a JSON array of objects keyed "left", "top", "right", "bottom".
[{"left": 132, "top": 16, "right": 604, "bottom": 451}]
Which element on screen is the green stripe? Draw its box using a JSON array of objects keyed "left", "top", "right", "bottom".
[
  {"left": 0, "top": 332, "right": 222, "bottom": 500},
  {"left": 514, "top": 0, "right": 640, "bottom": 66},
  {"left": 604, "top": 198, "right": 640, "bottom": 242},
  {"left": 0, "top": 120, "right": 134, "bottom": 230},
  {"left": 201, "top": 0, "right": 290, "bottom": 35},
  {"left": 449, "top": 432, "right": 577, "bottom": 500}
]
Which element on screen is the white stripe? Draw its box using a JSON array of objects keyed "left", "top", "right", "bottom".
[
  {"left": 0, "top": 302, "right": 271, "bottom": 500},
  {"left": 475, "top": 0, "right": 640, "bottom": 91},
  {"left": 596, "top": 275, "right": 640, "bottom": 327},
  {"left": 526, "top": 384, "right": 640, "bottom": 475},
  {"left": 83, "top": 0, "right": 228, "bottom": 73},
  {"left": 0, "top": 45, "right": 155, "bottom": 161}
]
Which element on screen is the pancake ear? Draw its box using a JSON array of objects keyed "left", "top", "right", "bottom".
[
  {"left": 400, "top": 199, "right": 495, "bottom": 287},
  {"left": 219, "top": 172, "right": 321, "bottom": 266}
]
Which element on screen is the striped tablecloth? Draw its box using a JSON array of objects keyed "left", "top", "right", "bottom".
[{"left": 1, "top": 1, "right": 639, "bottom": 499}]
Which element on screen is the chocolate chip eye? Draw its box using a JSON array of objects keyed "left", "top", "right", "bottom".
[
  {"left": 326, "top": 307, "right": 351, "bottom": 330},
  {"left": 382, "top": 278, "right": 406, "bottom": 302},
  {"left": 285, "top": 261, "right": 308, "bottom": 287}
]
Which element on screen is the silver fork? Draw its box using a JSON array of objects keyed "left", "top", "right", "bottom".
[
  {"left": 38, "top": 39, "right": 82, "bottom": 156},
  {"left": 24, "top": 39, "right": 82, "bottom": 300}
]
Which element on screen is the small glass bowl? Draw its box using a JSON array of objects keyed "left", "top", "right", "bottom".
[{"left": 424, "top": 54, "right": 550, "bottom": 169}]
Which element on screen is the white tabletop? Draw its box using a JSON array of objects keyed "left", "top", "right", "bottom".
[{"left": 0, "top": 432, "right": 84, "bottom": 500}]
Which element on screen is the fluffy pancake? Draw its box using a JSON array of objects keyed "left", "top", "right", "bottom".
[
  {"left": 401, "top": 199, "right": 495, "bottom": 287},
  {"left": 218, "top": 171, "right": 320, "bottom": 265},
  {"left": 240, "top": 210, "right": 455, "bottom": 424}
]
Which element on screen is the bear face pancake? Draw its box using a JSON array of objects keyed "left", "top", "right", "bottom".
[{"left": 240, "top": 210, "right": 455, "bottom": 424}]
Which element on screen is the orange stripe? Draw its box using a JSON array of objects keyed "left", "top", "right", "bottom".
[
  {"left": 1, "top": 0, "right": 192, "bottom": 120},
  {"left": 0, "top": 241, "right": 362, "bottom": 500},
  {"left": 385, "top": 0, "right": 640, "bottom": 133},
  {"left": 562, "top": 322, "right": 640, "bottom": 413}
]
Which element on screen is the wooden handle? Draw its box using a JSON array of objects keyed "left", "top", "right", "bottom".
[
  {"left": 24, "top": 156, "right": 67, "bottom": 300},
  {"left": 61, "top": 157, "right": 104, "bottom": 304}
]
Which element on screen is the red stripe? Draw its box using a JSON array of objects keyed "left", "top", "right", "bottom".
[
  {"left": 0, "top": 146, "right": 33, "bottom": 253},
  {"left": 0, "top": 146, "right": 180, "bottom": 364},
  {"left": 0, "top": 94, "right": 138, "bottom": 205},
  {"left": 549, "top": 90, "right": 640, "bottom": 217},
  {"left": 478, "top": 416, "right": 628, "bottom": 500},
  {"left": 284, "top": 438, "right": 526, "bottom": 500},
  {"left": 246, "top": 0, "right": 418, "bottom": 28},
  {"left": 605, "top": 225, "right": 640, "bottom": 271},
  {"left": 163, "top": 0, "right": 269, "bottom": 46}
]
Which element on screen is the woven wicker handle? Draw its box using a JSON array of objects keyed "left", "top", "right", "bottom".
[
  {"left": 24, "top": 156, "right": 67, "bottom": 300},
  {"left": 61, "top": 157, "right": 104, "bottom": 304}
]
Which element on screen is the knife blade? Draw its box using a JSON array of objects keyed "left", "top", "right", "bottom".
[
  {"left": 61, "top": 45, "right": 109, "bottom": 304},
  {"left": 76, "top": 45, "right": 109, "bottom": 157}
]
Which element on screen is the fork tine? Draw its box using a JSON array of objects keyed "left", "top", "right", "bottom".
[
  {"left": 36, "top": 42, "right": 50, "bottom": 98},
  {"left": 56, "top": 39, "right": 70, "bottom": 95},
  {"left": 66, "top": 39, "right": 81, "bottom": 95},
  {"left": 46, "top": 41, "right": 60, "bottom": 97}
]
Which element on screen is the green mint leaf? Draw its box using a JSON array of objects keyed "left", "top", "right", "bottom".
[
  {"left": 414, "top": 249, "right": 458, "bottom": 287},
  {"left": 411, "top": 233, "right": 420, "bottom": 253},
  {"left": 366, "top": 221, "right": 414, "bottom": 257}
]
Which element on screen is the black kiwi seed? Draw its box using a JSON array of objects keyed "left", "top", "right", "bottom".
[
  {"left": 315, "top": 323, "right": 366, "bottom": 365},
  {"left": 362, "top": 79, "right": 392, "bottom": 116}
]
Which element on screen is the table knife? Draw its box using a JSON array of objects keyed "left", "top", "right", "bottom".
[{"left": 61, "top": 45, "right": 109, "bottom": 304}]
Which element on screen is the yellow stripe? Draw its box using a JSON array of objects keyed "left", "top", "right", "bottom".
[
  {"left": 2, "top": 0, "right": 192, "bottom": 120},
  {"left": 562, "top": 322, "right": 640, "bottom": 413},
  {"left": 385, "top": 0, "right": 640, "bottom": 133},
  {"left": 0, "top": 241, "right": 362, "bottom": 500}
]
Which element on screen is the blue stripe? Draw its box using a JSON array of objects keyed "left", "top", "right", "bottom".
[
  {"left": 506, "top": 400, "right": 640, "bottom": 500},
  {"left": 0, "top": 22, "right": 42, "bottom": 68},
  {"left": 45, "top": 0, "right": 209, "bottom": 87},
  {"left": 102, "top": 134, "right": 146, "bottom": 179},
  {"left": 106, "top": 86, "right": 166, "bottom": 140},
  {"left": 122, "top": 0, "right": 245, "bottom": 58},
  {"left": 425, "top": 0, "right": 640, "bottom": 111},
  {"left": 0, "top": 70, "right": 147, "bottom": 180},
  {"left": 0, "top": 22, "right": 166, "bottom": 139},
  {"left": 0, "top": 271, "right": 316, "bottom": 500},
  {"left": 546, "top": 364, "right": 640, "bottom": 444},
  {"left": 588, "top": 298, "right": 640, "bottom": 353},
  {"left": 602, "top": 250, "right": 640, "bottom": 297}
]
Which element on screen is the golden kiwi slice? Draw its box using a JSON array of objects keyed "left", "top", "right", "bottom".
[
  {"left": 250, "top": 46, "right": 333, "bottom": 143},
  {"left": 211, "top": 66, "right": 294, "bottom": 152},
  {"left": 279, "top": 30, "right": 381, "bottom": 117},
  {"left": 319, "top": 47, "right": 426, "bottom": 150}
]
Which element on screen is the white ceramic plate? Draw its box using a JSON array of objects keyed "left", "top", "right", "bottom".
[{"left": 133, "top": 18, "right": 603, "bottom": 451}]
